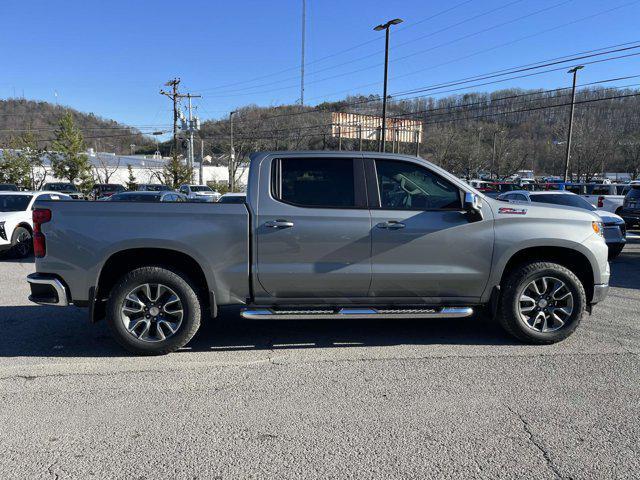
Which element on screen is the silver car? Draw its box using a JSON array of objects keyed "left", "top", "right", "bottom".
[{"left": 498, "top": 190, "right": 626, "bottom": 258}]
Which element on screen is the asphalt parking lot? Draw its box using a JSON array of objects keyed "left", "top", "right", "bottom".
[{"left": 1, "top": 236, "right": 639, "bottom": 479}]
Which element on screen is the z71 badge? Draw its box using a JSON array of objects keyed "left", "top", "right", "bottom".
[{"left": 498, "top": 207, "right": 527, "bottom": 215}]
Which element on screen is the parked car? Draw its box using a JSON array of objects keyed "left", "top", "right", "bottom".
[
  {"left": 108, "top": 191, "right": 187, "bottom": 202},
  {"left": 42, "top": 182, "right": 85, "bottom": 200},
  {"left": 136, "top": 184, "right": 172, "bottom": 192},
  {"left": 27, "top": 151, "right": 610, "bottom": 355},
  {"left": 89, "top": 183, "right": 125, "bottom": 200},
  {"left": 498, "top": 190, "right": 626, "bottom": 258},
  {"left": 620, "top": 184, "right": 640, "bottom": 228},
  {"left": 217, "top": 193, "right": 246, "bottom": 204},
  {"left": 0, "top": 191, "right": 71, "bottom": 258},
  {"left": 178, "top": 184, "right": 221, "bottom": 202},
  {"left": 0, "top": 183, "right": 19, "bottom": 191},
  {"left": 566, "top": 183, "right": 630, "bottom": 214},
  {"left": 487, "top": 182, "right": 520, "bottom": 193}
]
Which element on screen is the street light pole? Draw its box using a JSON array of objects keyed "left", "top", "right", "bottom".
[
  {"left": 229, "top": 111, "right": 236, "bottom": 192},
  {"left": 563, "top": 65, "right": 584, "bottom": 182},
  {"left": 492, "top": 130, "right": 499, "bottom": 180},
  {"left": 374, "top": 18, "right": 403, "bottom": 153}
]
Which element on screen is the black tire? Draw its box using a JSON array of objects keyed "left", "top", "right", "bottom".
[
  {"left": 106, "top": 266, "right": 202, "bottom": 355},
  {"left": 498, "top": 262, "right": 586, "bottom": 344},
  {"left": 608, "top": 244, "right": 624, "bottom": 260},
  {"left": 11, "top": 226, "right": 33, "bottom": 259}
]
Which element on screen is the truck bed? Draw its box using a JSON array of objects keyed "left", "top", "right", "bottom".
[{"left": 33, "top": 200, "right": 250, "bottom": 305}]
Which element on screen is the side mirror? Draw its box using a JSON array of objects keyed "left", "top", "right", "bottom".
[{"left": 464, "top": 192, "right": 482, "bottom": 212}]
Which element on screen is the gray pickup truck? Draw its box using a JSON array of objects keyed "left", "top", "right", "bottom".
[{"left": 27, "top": 152, "right": 610, "bottom": 354}]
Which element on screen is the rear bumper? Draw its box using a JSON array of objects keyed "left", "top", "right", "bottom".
[
  {"left": 591, "top": 283, "right": 609, "bottom": 305},
  {"left": 26, "top": 273, "right": 69, "bottom": 306},
  {"left": 621, "top": 209, "right": 640, "bottom": 224}
]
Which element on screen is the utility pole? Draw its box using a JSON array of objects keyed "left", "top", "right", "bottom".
[
  {"left": 374, "top": 18, "right": 403, "bottom": 153},
  {"left": 492, "top": 130, "right": 501, "bottom": 180},
  {"left": 300, "top": 0, "right": 306, "bottom": 105},
  {"left": 160, "top": 78, "right": 181, "bottom": 163},
  {"left": 184, "top": 93, "right": 202, "bottom": 182},
  {"left": 200, "top": 138, "right": 204, "bottom": 185},
  {"left": 563, "top": 65, "right": 584, "bottom": 182},
  {"left": 229, "top": 111, "right": 236, "bottom": 192},
  {"left": 161, "top": 80, "right": 201, "bottom": 184}
]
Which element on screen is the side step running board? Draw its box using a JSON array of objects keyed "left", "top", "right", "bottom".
[{"left": 240, "top": 307, "right": 474, "bottom": 320}]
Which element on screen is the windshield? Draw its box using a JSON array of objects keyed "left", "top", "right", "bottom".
[
  {"left": 626, "top": 186, "right": 640, "bottom": 199},
  {"left": 531, "top": 194, "right": 596, "bottom": 211},
  {"left": 190, "top": 186, "right": 213, "bottom": 192},
  {"left": 0, "top": 184, "right": 18, "bottom": 191},
  {"left": 46, "top": 183, "right": 78, "bottom": 192},
  {"left": 141, "top": 185, "right": 170, "bottom": 192},
  {"left": 110, "top": 193, "right": 161, "bottom": 202},
  {"left": 98, "top": 184, "right": 124, "bottom": 192},
  {"left": 0, "top": 195, "right": 32, "bottom": 211},
  {"left": 218, "top": 195, "right": 246, "bottom": 204}
]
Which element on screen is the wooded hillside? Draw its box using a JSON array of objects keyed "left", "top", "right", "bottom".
[{"left": 0, "top": 99, "right": 155, "bottom": 154}]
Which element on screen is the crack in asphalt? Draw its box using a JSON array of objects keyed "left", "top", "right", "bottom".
[
  {"left": 47, "top": 461, "right": 59, "bottom": 480},
  {"left": 506, "top": 406, "right": 563, "bottom": 479}
]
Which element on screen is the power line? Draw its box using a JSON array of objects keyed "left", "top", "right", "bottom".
[
  {"left": 198, "top": 82, "right": 640, "bottom": 139},
  {"left": 220, "top": 44, "right": 640, "bottom": 124},
  {"left": 303, "top": 0, "right": 640, "bottom": 103},
  {"left": 195, "top": 0, "right": 528, "bottom": 96}
]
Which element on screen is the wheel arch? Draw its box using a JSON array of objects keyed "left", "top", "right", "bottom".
[
  {"left": 498, "top": 246, "right": 595, "bottom": 303},
  {"left": 93, "top": 248, "right": 214, "bottom": 322},
  {"left": 13, "top": 222, "right": 33, "bottom": 237}
]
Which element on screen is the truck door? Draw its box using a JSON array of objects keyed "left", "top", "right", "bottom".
[
  {"left": 367, "top": 158, "right": 493, "bottom": 300},
  {"left": 255, "top": 156, "right": 372, "bottom": 299}
]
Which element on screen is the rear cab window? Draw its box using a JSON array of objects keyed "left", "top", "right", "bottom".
[{"left": 271, "top": 157, "right": 365, "bottom": 208}]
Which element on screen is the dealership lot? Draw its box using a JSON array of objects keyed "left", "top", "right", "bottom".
[{"left": 0, "top": 237, "right": 638, "bottom": 479}]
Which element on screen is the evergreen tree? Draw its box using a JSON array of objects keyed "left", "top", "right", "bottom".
[
  {"left": 162, "top": 156, "right": 191, "bottom": 188},
  {"left": 126, "top": 164, "right": 137, "bottom": 190},
  {"left": 51, "top": 112, "right": 91, "bottom": 184},
  {"left": 0, "top": 146, "right": 30, "bottom": 187}
]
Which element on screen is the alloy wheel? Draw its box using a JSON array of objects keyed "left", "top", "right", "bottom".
[
  {"left": 15, "top": 230, "right": 32, "bottom": 257},
  {"left": 518, "top": 276, "right": 574, "bottom": 333},
  {"left": 120, "top": 283, "right": 184, "bottom": 342}
]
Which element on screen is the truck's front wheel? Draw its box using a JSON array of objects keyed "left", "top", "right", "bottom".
[
  {"left": 498, "top": 262, "right": 586, "bottom": 344},
  {"left": 106, "top": 266, "right": 202, "bottom": 355}
]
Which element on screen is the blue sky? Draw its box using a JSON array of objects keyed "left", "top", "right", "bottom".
[{"left": 1, "top": 0, "right": 639, "bottom": 135}]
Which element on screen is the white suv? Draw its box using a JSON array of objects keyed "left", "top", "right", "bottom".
[
  {"left": 0, "top": 191, "right": 71, "bottom": 258},
  {"left": 178, "top": 184, "right": 221, "bottom": 202}
]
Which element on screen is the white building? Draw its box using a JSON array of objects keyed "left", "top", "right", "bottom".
[{"left": 1, "top": 149, "right": 249, "bottom": 189}]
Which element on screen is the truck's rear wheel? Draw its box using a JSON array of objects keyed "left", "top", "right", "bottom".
[
  {"left": 106, "top": 266, "right": 202, "bottom": 355},
  {"left": 498, "top": 262, "right": 586, "bottom": 344}
]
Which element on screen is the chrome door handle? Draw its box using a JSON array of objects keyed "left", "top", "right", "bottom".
[
  {"left": 376, "top": 221, "right": 405, "bottom": 230},
  {"left": 265, "top": 219, "right": 294, "bottom": 229}
]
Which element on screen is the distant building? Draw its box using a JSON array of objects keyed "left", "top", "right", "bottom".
[{"left": 0, "top": 148, "right": 249, "bottom": 187}]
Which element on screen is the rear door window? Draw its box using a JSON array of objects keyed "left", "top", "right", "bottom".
[
  {"left": 273, "top": 158, "right": 360, "bottom": 208},
  {"left": 589, "top": 185, "right": 612, "bottom": 195}
]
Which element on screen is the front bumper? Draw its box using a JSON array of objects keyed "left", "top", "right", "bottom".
[
  {"left": 27, "top": 273, "right": 69, "bottom": 306},
  {"left": 591, "top": 283, "right": 609, "bottom": 305}
]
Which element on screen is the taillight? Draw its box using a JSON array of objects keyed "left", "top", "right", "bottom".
[
  {"left": 32, "top": 208, "right": 51, "bottom": 258},
  {"left": 597, "top": 196, "right": 605, "bottom": 208}
]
